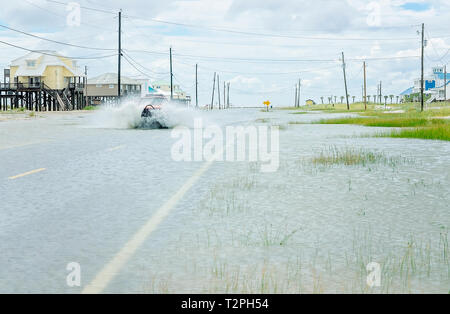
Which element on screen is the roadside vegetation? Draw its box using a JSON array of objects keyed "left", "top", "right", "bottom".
[
  {"left": 293, "top": 102, "right": 450, "bottom": 141},
  {"left": 378, "top": 124, "right": 450, "bottom": 142},
  {"left": 310, "top": 146, "right": 410, "bottom": 167},
  {"left": 83, "top": 105, "right": 99, "bottom": 111}
]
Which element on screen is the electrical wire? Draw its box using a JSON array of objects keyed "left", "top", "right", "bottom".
[
  {"left": 0, "top": 39, "right": 117, "bottom": 59},
  {"left": 44, "top": 0, "right": 436, "bottom": 42},
  {"left": 0, "top": 24, "right": 116, "bottom": 51}
]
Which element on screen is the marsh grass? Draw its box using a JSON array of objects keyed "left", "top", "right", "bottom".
[
  {"left": 311, "top": 146, "right": 410, "bottom": 167},
  {"left": 144, "top": 231, "right": 449, "bottom": 293},
  {"left": 377, "top": 124, "right": 450, "bottom": 141},
  {"left": 314, "top": 116, "right": 446, "bottom": 128}
]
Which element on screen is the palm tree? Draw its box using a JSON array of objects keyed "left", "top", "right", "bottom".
[
  {"left": 396, "top": 95, "right": 399, "bottom": 104},
  {"left": 373, "top": 95, "right": 378, "bottom": 104},
  {"left": 384, "top": 95, "right": 388, "bottom": 108},
  {"left": 321, "top": 96, "right": 324, "bottom": 104},
  {"left": 340, "top": 96, "right": 344, "bottom": 103},
  {"left": 334, "top": 96, "right": 337, "bottom": 104},
  {"left": 368, "top": 95, "right": 371, "bottom": 103},
  {"left": 328, "top": 97, "right": 331, "bottom": 104},
  {"left": 389, "top": 95, "right": 394, "bottom": 104}
]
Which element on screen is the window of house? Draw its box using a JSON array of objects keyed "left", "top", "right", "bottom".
[
  {"left": 109, "top": 85, "right": 114, "bottom": 89},
  {"left": 96, "top": 84, "right": 103, "bottom": 88},
  {"left": 26, "top": 60, "right": 36, "bottom": 67}
]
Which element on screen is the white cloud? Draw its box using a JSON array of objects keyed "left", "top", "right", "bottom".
[{"left": 0, "top": 0, "right": 448, "bottom": 105}]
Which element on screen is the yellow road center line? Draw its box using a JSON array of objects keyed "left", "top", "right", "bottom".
[
  {"left": 0, "top": 140, "right": 52, "bottom": 151},
  {"left": 81, "top": 160, "right": 214, "bottom": 294},
  {"left": 8, "top": 168, "right": 46, "bottom": 180}
]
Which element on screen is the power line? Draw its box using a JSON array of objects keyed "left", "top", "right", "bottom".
[
  {"left": 125, "top": 48, "right": 420, "bottom": 64},
  {"left": 193, "top": 63, "right": 339, "bottom": 76},
  {"left": 0, "top": 39, "right": 117, "bottom": 60},
  {"left": 46, "top": 0, "right": 117, "bottom": 15},
  {"left": 0, "top": 24, "right": 116, "bottom": 51},
  {"left": 44, "top": 0, "right": 436, "bottom": 42},
  {"left": 121, "top": 51, "right": 169, "bottom": 75},
  {"left": 122, "top": 54, "right": 152, "bottom": 79},
  {"left": 23, "top": 0, "right": 116, "bottom": 32}
]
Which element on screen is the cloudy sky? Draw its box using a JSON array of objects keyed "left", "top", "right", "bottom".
[{"left": 0, "top": 0, "right": 449, "bottom": 106}]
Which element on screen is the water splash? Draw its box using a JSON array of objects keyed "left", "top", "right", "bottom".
[{"left": 87, "top": 97, "right": 210, "bottom": 129}]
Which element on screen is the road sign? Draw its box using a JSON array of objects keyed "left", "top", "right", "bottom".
[{"left": 263, "top": 101, "right": 271, "bottom": 106}]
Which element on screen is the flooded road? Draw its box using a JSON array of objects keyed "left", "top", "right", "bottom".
[{"left": 0, "top": 107, "right": 449, "bottom": 293}]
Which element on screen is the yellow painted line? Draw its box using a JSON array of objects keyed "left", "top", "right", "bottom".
[
  {"left": 106, "top": 145, "right": 125, "bottom": 152},
  {"left": 0, "top": 140, "right": 52, "bottom": 151},
  {"left": 8, "top": 168, "right": 46, "bottom": 180},
  {"left": 82, "top": 120, "right": 250, "bottom": 294},
  {"left": 82, "top": 159, "right": 215, "bottom": 294}
]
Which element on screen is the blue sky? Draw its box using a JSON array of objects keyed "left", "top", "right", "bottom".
[
  {"left": 0, "top": 0, "right": 449, "bottom": 106},
  {"left": 401, "top": 2, "right": 431, "bottom": 12}
]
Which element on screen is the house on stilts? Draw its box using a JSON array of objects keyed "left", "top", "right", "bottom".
[{"left": 0, "top": 51, "right": 86, "bottom": 111}]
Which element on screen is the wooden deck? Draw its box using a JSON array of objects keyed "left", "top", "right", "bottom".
[{"left": 0, "top": 83, "right": 86, "bottom": 111}]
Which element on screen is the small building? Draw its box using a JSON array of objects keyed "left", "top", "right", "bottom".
[
  {"left": 9, "top": 51, "right": 85, "bottom": 90},
  {"left": 85, "top": 73, "right": 142, "bottom": 104},
  {"left": 151, "top": 80, "right": 191, "bottom": 105},
  {"left": 305, "top": 99, "right": 316, "bottom": 106},
  {"left": 410, "top": 67, "right": 449, "bottom": 102}
]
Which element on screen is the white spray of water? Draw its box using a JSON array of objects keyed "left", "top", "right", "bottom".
[{"left": 86, "top": 97, "right": 214, "bottom": 129}]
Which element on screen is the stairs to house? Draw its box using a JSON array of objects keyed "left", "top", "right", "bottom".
[
  {"left": 426, "top": 95, "right": 437, "bottom": 104},
  {"left": 42, "top": 83, "right": 70, "bottom": 110}
]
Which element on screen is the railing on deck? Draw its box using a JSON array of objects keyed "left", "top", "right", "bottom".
[
  {"left": 0, "top": 82, "right": 43, "bottom": 89},
  {"left": 0, "top": 82, "right": 85, "bottom": 90}
]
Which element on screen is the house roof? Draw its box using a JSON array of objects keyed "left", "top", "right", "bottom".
[
  {"left": 10, "top": 51, "right": 84, "bottom": 77},
  {"left": 400, "top": 87, "right": 414, "bottom": 95},
  {"left": 87, "top": 73, "right": 141, "bottom": 85}
]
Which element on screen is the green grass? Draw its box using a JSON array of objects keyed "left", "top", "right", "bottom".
[
  {"left": 310, "top": 105, "right": 450, "bottom": 131},
  {"left": 314, "top": 116, "right": 446, "bottom": 128},
  {"left": 311, "top": 146, "right": 409, "bottom": 167},
  {"left": 83, "top": 105, "right": 98, "bottom": 111},
  {"left": 378, "top": 124, "right": 450, "bottom": 141}
]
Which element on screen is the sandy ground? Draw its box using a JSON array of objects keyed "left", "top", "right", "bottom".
[{"left": 0, "top": 110, "right": 92, "bottom": 121}]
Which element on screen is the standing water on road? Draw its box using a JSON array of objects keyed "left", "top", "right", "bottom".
[{"left": 0, "top": 106, "right": 449, "bottom": 293}]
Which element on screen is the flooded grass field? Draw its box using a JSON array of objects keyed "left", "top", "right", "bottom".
[{"left": 0, "top": 105, "right": 449, "bottom": 293}]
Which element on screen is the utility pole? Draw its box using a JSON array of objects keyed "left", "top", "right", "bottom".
[
  {"left": 227, "top": 82, "right": 230, "bottom": 108},
  {"left": 195, "top": 64, "right": 198, "bottom": 108},
  {"left": 297, "top": 79, "right": 301, "bottom": 107},
  {"left": 445, "top": 65, "right": 447, "bottom": 101},
  {"left": 361, "top": 85, "right": 364, "bottom": 104},
  {"left": 84, "top": 66, "right": 88, "bottom": 107},
  {"left": 421, "top": 23, "right": 425, "bottom": 111},
  {"left": 341, "top": 52, "right": 350, "bottom": 110},
  {"left": 217, "top": 75, "right": 221, "bottom": 109},
  {"left": 170, "top": 47, "right": 173, "bottom": 101},
  {"left": 118, "top": 10, "right": 122, "bottom": 100},
  {"left": 223, "top": 81, "right": 226, "bottom": 109},
  {"left": 211, "top": 72, "right": 216, "bottom": 110},
  {"left": 379, "top": 81, "right": 382, "bottom": 105},
  {"left": 363, "top": 61, "right": 367, "bottom": 110},
  {"left": 294, "top": 84, "right": 298, "bottom": 108}
]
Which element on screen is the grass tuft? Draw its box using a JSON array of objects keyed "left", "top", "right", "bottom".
[
  {"left": 377, "top": 124, "right": 450, "bottom": 141},
  {"left": 311, "top": 146, "right": 409, "bottom": 167}
]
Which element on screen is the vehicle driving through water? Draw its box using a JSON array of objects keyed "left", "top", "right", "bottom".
[{"left": 138, "top": 94, "right": 168, "bottom": 129}]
